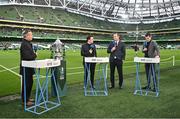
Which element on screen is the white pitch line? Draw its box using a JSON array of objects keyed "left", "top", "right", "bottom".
[
  {"left": 0, "top": 65, "right": 52, "bottom": 79},
  {"left": 0, "top": 65, "right": 21, "bottom": 77},
  {"left": 67, "top": 67, "right": 83, "bottom": 70},
  {"left": 0, "top": 66, "right": 19, "bottom": 73},
  {"left": 67, "top": 71, "right": 84, "bottom": 75}
]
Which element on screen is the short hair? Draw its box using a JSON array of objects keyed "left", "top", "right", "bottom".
[
  {"left": 113, "top": 33, "right": 121, "bottom": 39},
  {"left": 22, "top": 29, "right": 32, "bottom": 38},
  {"left": 145, "top": 32, "right": 151, "bottom": 37},
  {"left": 86, "top": 35, "right": 93, "bottom": 42}
]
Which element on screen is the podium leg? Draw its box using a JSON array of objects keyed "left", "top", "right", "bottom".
[
  {"left": 51, "top": 68, "right": 61, "bottom": 104},
  {"left": 134, "top": 63, "right": 142, "bottom": 95},
  {"left": 145, "top": 63, "right": 160, "bottom": 97},
  {"left": 23, "top": 67, "right": 26, "bottom": 111},
  {"left": 84, "top": 63, "right": 108, "bottom": 96},
  {"left": 84, "top": 63, "right": 94, "bottom": 96},
  {"left": 102, "top": 64, "right": 108, "bottom": 96},
  {"left": 157, "top": 64, "right": 160, "bottom": 95}
]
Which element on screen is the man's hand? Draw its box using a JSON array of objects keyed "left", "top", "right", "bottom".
[
  {"left": 89, "top": 49, "right": 93, "bottom": 54},
  {"left": 143, "top": 48, "right": 147, "bottom": 51},
  {"left": 35, "top": 52, "right": 38, "bottom": 56},
  {"left": 111, "top": 47, "right": 116, "bottom": 52},
  {"left": 155, "top": 55, "right": 160, "bottom": 58}
]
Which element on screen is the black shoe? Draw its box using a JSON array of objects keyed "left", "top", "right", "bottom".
[
  {"left": 89, "top": 85, "right": 94, "bottom": 89},
  {"left": 152, "top": 88, "right": 156, "bottom": 92},
  {"left": 109, "top": 86, "right": 114, "bottom": 89},
  {"left": 142, "top": 86, "right": 151, "bottom": 90}
]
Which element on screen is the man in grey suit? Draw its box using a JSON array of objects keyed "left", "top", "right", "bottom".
[{"left": 142, "top": 32, "right": 160, "bottom": 91}]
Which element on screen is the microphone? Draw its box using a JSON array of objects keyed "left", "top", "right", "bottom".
[
  {"left": 90, "top": 44, "right": 95, "bottom": 49},
  {"left": 33, "top": 44, "right": 38, "bottom": 53},
  {"left": 89, "top": 44, "right": 95, "bottom": 54},
  {"left": 143, "top": 41, "right": 148, "bottom": 52},
  {"left": 144, "top": 41, "right": 148, "bottom": 48},
  {"left": 90, "top": 44, "right": 95, "bottom": 50}
]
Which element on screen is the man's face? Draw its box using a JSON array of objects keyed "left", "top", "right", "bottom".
[
  {"left": 25, "top": 32, "right": 33, "bottom": 41},
  {"left": 113, "top": 34, "right": 120, "bottom": 41},
  {"left": 145, "top": 35, "right": 152, "bottom": 42},
  {"left": 88, "top": 37, "right": 94, "bottom": 44}
]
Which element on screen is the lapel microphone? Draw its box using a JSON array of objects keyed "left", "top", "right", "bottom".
[
  {"left": 144, "top": 41, "right": 147, "bottom": 48},
  {"left": 33, "top": 44, "right": 38, "bottom": 53},
  {"left": 90, "top": 44, "right": 95, "bottom": 50}
]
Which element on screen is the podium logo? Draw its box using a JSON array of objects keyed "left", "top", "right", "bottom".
[
  {"left": 47, "top": 61, "right": 52, "bottom": 66},
  {"left": 97, "top": 59, "right": 103, "bottom": 61},
  {"left": 141, "top": 59, "right": 145, "bottom": 61},
  {"left": 53, "top": 62, "right": 59, "bottom": 66},
  {"left": 92, "top": 58, "right": 96, "bottom": 61}
]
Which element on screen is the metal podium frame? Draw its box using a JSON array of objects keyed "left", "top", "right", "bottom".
[
  {"left": 133, "top": 57, "right": 160, "bottom": 97},
  {"left": 84, "top": 57, "right": 109, "bottom": 96},
  {"left": 22, "top": 59, "right": 61, "bottom": 115}
]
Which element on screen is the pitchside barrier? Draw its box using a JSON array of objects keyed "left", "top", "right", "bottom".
[{"left": 66, "top": 56, "right": 175, "bottom": 76}]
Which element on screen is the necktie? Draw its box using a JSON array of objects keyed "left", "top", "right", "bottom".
[{"left": 115, "top": 41, "right": 118, "bottom": 46}]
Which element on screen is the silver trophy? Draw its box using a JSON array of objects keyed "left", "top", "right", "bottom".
[
  {"left": 51, "top": 39, "right": 67, "bottom": 97},
  {"left": 51, "top": 39, "right": 63, "bottom": 60}
]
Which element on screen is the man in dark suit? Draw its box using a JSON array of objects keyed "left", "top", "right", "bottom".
[
  {"left": 20, "top": 29, "right": 37, "bottom": 106},
  {"left": 107, "top": 33, "right": 126, "bottom": 89},
  {"left": 81, "top": 36, "right": 97, "bottom": 88},
  {"left": 142, "top": 32, "right": 160, "bottom": 91}
]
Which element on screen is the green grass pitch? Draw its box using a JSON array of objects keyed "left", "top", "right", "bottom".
[{"left": 0, "top": 49, "right": 180, "bottom": 118}]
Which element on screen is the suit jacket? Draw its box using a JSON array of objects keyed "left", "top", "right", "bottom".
[
  {"left": 143, "top": 40, "right": 160, "bottom": 58},
  {"left": 81, "top": 43, "right": 97, "bottom": 64},
  {"left": 19, "top": 39, "right": 37, "bottom": 75},
  {"left": 107, "top": 40, "right": 126, "bottom": 62}
]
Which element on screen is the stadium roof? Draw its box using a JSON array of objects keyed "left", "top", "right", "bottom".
[{"left": 1, "top": 0, "right": 180, "bottom": 24}]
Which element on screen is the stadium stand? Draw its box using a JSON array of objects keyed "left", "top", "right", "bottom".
[{"left": 0, "top": 5, "right": 179, "bottom": 43}]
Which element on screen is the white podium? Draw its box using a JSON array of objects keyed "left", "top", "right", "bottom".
[
  {"left": 84, "top": 57, "right": 109, "bottom": 96},
  {"left": 134, "top": 57, "right": 160, "bottom": 97},
  {"left": 134, "top": 57, "right": 160, "bottom": 64},
  {"left": 22, "top": 59, "right": 60, "bottom": 68},
  {"left": 22, "top": 59, "right": 61, "bottom": 114}
]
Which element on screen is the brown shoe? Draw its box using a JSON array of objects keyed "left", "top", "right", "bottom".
[
  {"left": 22, "top": 101, "right": 34, "bottom": 107},
  {"left": 29, "top": 98, "right": 35, "bottom": 102},
  {"left": 26, "top": 101, "right": 34, "bottom": 106}
]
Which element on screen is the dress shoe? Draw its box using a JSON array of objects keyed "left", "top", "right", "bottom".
[
  {"left": 142, "top": 86, "right": 151, "bottom": 90},
  {"left": 109, "top": 86, "right": 114, "bottom": 89},
  {"left": 22, "top": 101, "right": 34, "bottom": 106},
  {"left": 29, "top": 98, "right": 35, "bottom": 102},
  {"left": 152, "top": 88, "right": 156, "bottom": 92}
]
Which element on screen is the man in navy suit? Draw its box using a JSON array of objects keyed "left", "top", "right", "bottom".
[{"left": 107, "top": 33, "right": 126, "bottom": 89}]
